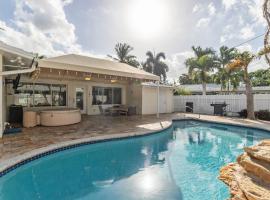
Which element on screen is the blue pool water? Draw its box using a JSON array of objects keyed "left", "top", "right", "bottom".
[{"left": 1, "top": 120, "right": 270, "bottom": 200}]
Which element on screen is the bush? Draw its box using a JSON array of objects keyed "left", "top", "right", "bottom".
[
  {"left": 238, "top": 109, "right": 270, "bottom": 121},
  {"left": 238, "top": 109, "right": 247, "bottom": 118},
  {"left": 255, "top": 110, "right": 270, "bottom": 121},
  {"left": 173, "top": 88, "right": 191, "bottom": 96}
]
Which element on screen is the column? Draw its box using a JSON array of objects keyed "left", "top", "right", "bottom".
[
  {"left": 157, "top": 81, "right": 160, "bottom": 118},
  {"left": 0, "top": 54, "right": 3, "bottom": 138}
]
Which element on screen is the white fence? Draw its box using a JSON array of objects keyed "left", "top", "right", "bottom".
[{"left": 174, "top": 94, "right": 270, "bottom": 115}]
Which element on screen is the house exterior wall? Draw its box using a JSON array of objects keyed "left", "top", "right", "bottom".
[
  {"left": 126, "top": 83, "right": 142, "bottom": 114},
  {"left": 5, "top": 75, "right": 128, "bottom": 117},
  {"left": 4, "top": 74, "right": 173, "bottom": 131}
]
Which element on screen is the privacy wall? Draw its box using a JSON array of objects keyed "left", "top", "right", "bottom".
[{"left": 174, "top": 94, "right": 270, "bottom": 115}]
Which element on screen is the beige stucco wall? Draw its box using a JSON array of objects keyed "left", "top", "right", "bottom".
[
  {"left": 126, "top": 83, "right": 142, "bottom": 114},
  {"left": 5, "top": 74, "right": 173, "bottom": 120},
  {"left": 5, "top": 75, "right": 127, "bottom": 117}
]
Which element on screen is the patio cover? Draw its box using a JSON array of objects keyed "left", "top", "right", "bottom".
[{"left": 39, "top": 54, "right": 160, "bottom": 81}]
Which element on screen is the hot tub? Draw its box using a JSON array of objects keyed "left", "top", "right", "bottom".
[{"left": 40, "top": 109, "right": 81, "bottom": 126}]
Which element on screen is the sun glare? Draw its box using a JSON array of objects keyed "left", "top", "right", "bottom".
[{"left": 127, "top": 0, "right": 169, "bottom": 39}]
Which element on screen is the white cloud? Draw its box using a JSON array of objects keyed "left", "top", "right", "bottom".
[
  {"left": 192, "top": 4, "right": 201, "bottom": 13},
  {"left": 208, "top": 3, "right": 216, "bottom": 16},
  {"left": 165, "top": 51, "right": 194, "bottom": 82},
  {"left": 196, "top": 18, "right": 210, "bottom": 28},
  {"left": 237, "top": 44, "right": 253, "bottom": 52},
  {"left": 240, "top": 25, "right": 255, "bottom": 39},
  {"left": 247, "top": 0, "right": 266, "bottom": 26},
  {"left": 222, "top": 0, "right": 237, "bottom": 10},
  {"left": 0, "top": 0, "right": 94, "bottom": 57},
  {"left": 220, "top": 36, "right": 226, "bottom": 43}
]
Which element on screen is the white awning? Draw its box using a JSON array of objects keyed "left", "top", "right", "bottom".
[{"left": 39, "top": 54, "right": 160, "bottom": 81}]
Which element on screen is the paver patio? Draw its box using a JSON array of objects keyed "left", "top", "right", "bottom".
[{"left": 1, "top": 112, "right": 270, "bottom": 164}]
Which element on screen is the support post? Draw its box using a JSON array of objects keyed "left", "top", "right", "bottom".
[
  {"left": 0, "top": 54, "right": 3, "bottom": 138},
  {"left": 157, "top": 81, "right": 160, "bottom": 118}
]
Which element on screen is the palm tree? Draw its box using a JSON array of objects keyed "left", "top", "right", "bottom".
[
  {"left": 228, "top": 51, "right": 256, "bottom": 119},
  {"left": 229, "top": 47, "right": 270, "bottom": 119},
  {"left": 144, "top": 51, "right": 169, "bottom": 82},
  {"left": 185, "top": 46, "right": 216, "bottom": 95},
  {"left": 109, "top": 43, "right": 139, "bottom": 68},
  {"left": 191, "top": 46, "right": 215, "bottom": 58},
  {"left": 263, "top": 0, "right": 270, "bottom": 64},
  {"left": 215, "top": 46, "right": 238, "bottom": 91}
]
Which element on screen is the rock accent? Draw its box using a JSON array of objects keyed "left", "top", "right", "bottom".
[{"left": 219, "top": 140, "right": 270, "bottom": 200}]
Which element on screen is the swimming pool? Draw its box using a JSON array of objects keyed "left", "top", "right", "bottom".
[{"left": 0, "top": 120, "right": 269, "bottom": 200}]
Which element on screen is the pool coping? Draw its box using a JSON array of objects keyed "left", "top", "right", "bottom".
[
  {"left": 1, "top": 117, "right": 270, "bottom": 177},
  {"left": 0, "top": 120, "right": 173, "bottom": 177}
]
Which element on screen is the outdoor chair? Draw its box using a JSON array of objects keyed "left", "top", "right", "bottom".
[{"left": 118, "top": 105, "right": 128, "bottom": 116}]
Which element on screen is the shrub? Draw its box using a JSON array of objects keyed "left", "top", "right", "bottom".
[
  {"left": 238, "top": 109, "right": 247, "bottom": 118},
  {"left": 173, "top": 88, "right": 191, "bottom": 96},
  {"left": 255, "top": 110, "right": 270, "bottom": 121}
]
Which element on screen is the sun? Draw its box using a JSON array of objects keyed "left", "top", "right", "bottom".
[{"left": 127, "top": 0, "right": 169, "bottom": 39}]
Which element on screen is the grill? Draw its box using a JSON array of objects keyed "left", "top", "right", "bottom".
[{"left": 210, "top": 102, "right": 228, "bottom": 116}]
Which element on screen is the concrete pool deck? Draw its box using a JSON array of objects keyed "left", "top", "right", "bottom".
[{"left": 1, "top": 113, "right": 270, "bottom": 172}]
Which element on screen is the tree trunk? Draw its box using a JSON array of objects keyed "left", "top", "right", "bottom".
[
  {"left": 202, "top": 82, "right": 206, "bottom": 95},
  {"left": 245, "top": 70, "right": 255, "bottom": 120}
]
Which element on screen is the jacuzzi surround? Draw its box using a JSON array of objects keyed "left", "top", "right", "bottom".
[{"left": 40, "top": 109, "right": 81, "bottom": 126}]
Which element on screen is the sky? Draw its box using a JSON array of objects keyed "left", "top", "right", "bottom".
[{"left": 0, "top": 0, "right": 268, "bottom": 82}]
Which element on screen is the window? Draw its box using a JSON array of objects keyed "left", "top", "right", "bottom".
[
  {"left": 34, "top": 83, "right": 52, "bottom": 106},
  {"left": 14, "top": 83, "right": 34, "bottom": 106},
  {"left": 92, "top": 87, "right": 122, "bottom": 105},
  {"left": 14, "top": 83, "right": 67, "bottom": 107},
  {"left": 52, "top": 84, "right": 67, "bottom": 106}
]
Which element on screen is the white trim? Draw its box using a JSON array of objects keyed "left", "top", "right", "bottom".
[{"left": 0, "top": 54, "right": 3, "bottom": 138}]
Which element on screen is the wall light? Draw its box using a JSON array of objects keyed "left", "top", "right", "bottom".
[
  {"left": 111, "top": 79, "right": 117, "bottom": 83},
  {"left": 85, "top": 77, "right": 91, "bottom": 81}
]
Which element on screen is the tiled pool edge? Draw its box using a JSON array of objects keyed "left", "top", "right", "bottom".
[
  {"left": 0, "top": 121, "right": 173, "bottom": 177},
  {"left": 179, "top": 117, "right": 270, "bottom": 132},
  {"left": 1, "top": 117, "right": 270, "bottom": 178}
]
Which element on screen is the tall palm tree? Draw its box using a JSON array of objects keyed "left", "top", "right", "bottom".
[
  {"left": 228, "top": 51, "right": 256, "bottom": 119},
  {"left": 263, "top": 0, "right": 270, "bottom": 64},
  {"left": 215, "top": 46, "right": 238, "bottom": 91},
  {"left": 185, "top": 46, "right": 216, "bottom": 95},
  {"left": 109, "top": 43, "right": 139, "bottom": 68},
  {"left": 144, "top": 51, "right": 169, "bottom": 82},
  {"left": 229, "top": 48, "right": 270, "bottom": 119}
]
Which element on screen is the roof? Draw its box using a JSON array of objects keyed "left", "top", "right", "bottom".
[
  {"left": 0, "top": 41, "right": 34, "bottom": 59},
  {"left": 142, "top": 82, "right": 174, "bottom": 88},
  {"left": 39, "top": 54, "right": 159, "bottom": 81},
  {"left": 179, "top": 84, "right": 270, "bottom": 92}
]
